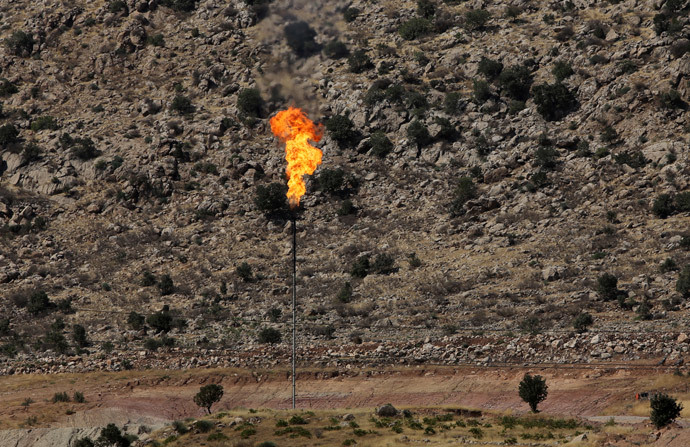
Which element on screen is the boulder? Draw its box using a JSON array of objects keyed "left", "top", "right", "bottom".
[{"left": 376, "top": 404, "right": 398, "bottom": 417}]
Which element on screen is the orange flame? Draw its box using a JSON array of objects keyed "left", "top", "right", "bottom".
[{"left": 270, "top": 107, "right": 323, "bottom": 208}]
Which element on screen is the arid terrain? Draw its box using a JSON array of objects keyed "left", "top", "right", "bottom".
[{"left": 2, "top": 0, "right": 690, "bottom": 445}]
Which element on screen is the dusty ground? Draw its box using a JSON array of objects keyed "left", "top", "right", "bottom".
[{"left": 1, "top": 364, "right": 689, "bottom": 429}]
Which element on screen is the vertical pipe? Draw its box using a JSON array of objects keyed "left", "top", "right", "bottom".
[{"left": 292, "top": 214, "right": 297, "bottom": 410}]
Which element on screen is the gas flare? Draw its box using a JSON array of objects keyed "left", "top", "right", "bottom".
[{"left": 270, "top": 107, "right": 323, "bottom": 208}]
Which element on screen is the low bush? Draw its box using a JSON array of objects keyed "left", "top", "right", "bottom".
[
  {"left": 498, "top": 65, "right": 533, "bottom": 101},
  {"left": 237, "top": 88, "right": 263, "bottom": 118},
  {"left": 464, "top": 9, "right": 491, "bottom": 31},
  {"left": 285, "top": 21, "right": 319, "bottom": 57},
  {"left": 348, "top": 50, "right": 374, "bottom": 73},
  {"left": 532, "top": 83, "right": 577, "bottom": 121},
  {"left": 4, "top": 30, "right": 34, "bottom": 57},
  {"left": 399, "top": 18, "right": 432, "bottom": 40},
  {"left": 170, "top": 95, "right": 195, "bottom": 115},
  {"left": 255, "top": 182, "right": 288, "bottom": 214},
  {"left": 450, "top": 176, "right": 477, "bottom": 217},
  {"left": 478, "top": 57, "right": 503, "bottom": 80},
  {"left": 258, "top": 327, "right": 281, "bottom": 344},
  {"left": 323, "top": 40, "right": 348, "bottom": 59}
]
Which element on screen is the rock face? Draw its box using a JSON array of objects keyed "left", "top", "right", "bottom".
[{"left": 1, "top": 0, "right": 690, "bottom": 375}]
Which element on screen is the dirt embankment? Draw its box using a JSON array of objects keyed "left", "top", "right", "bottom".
[{"left": 1, "top": 365, "right": 688, "bottom": 446}]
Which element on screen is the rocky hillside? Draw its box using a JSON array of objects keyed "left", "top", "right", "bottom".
[{"left": 2, "top": 0, "right": 690, "bottom": 372}]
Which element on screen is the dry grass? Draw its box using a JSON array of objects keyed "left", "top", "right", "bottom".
[{"left": 152, "top": 406, "right": 598, "bottom": 447}]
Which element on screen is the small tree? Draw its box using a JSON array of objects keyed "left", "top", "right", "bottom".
[
  {"left": 4, "top": 30, "right": 34, "bottom": 57},
  {"left": 237, "top": 88, "right": 263, "bottom": 118},
  {"left": 97, "top": 423, "right": 131, "bottom": 447},
  {"left": 464, "top": 9, "right": 491, "bottom": 31},
  {"left": 650, "top": 393, "right": 683, "bottom": 428},
  {"left": 597, "top": 273, "right": 620, "bottom": 301},
  {"left": 127, "top": 311, "right": 146, "bottom": 331},
  {"left": 532, "top": 82, "right": 577, "bottom": 121},
  {"left": 194, "top": 384, "right": 224, "bottom": 414},
  {"left": 572, "top": 312, "right": 593, "bottom": 333},
  {"left": 72, "top": 324, "right": 89, "bottom": 348},
  {"left": 519, "top": 373, "right": 548, "bottom": 413}
]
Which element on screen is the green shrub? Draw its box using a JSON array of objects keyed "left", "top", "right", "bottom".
[
  {"left": 52, "top": 392, "right": 70, "bottom": 403},
  {"left": 285, "top": 21, "right": 319, "bottom": 57},
  {"left": 369, "top": 131, "right": 393, "bottom": 157},
  {"left": 323, "top": 40, "right": 348, "bottom": 59},
  {"left": 74, "top": 438, "right": 94, "bottom": 447},
  {"left": 399, "top": 18, "right": 432, "bottom": 40},
  {"left": 343, "top": 7, "right": 360, "bottom": 22},
  {"left": 289, "top": 415, "right": 308, "bottom": 425},
  {"left": 73, "top": 391, "right": 86, "bottom": 403},
  {"left": 4, "top": 30, "right": 34, "bottom": 57},
  {"left": 27, "top": 290, "right": 51, "bottom": 315},
  {"left": 351, "top": 255, "right": 370, "bottom": 278},
  {"left": 71, "top": 137, "right": 99, "bottom": 160},
  {"left": 237, "top": 88, "right": 263, "bottom": 118},
  {"left": 443, "top": 92, "right": 462, "bottom": 115},
  {"left": 147, "top": 309, "right": 173, "bottom": 333},
  {"left": 208, "top": 432, "right": 230, "bottom": 441},
  {"left": 326, "top": 115, "right": 358, "bottom": 147},
  {"left": 336, "top": 282, "right": 353, "bottom": 303},
  {"left": 478, "top": 57, "right": 503, "bottom": 80},
  {"left": 140, "top": 271, "right": 157, "bottom": 287},
  {"left": 417, "top": 0, "right": 436, "bottom": 19},
  {"left": 160, "top": 0, "right": 198, "bottom": 12},
  {"left": 660, "top": 257, "right": 678, "bottom": 273},
  {"left": 407, "top": 120, "right": 432, "bottom": 148},
  {"left": 518, "top": 373, "right": 548, "bottom": 412},
  {"left": 147, "top": 33, "right": 165, "bottom": 46},
  {"left": 337, "top": 199, "right": 355, "bottom": 216},
  {"left": 348, "top": 50, "right": 373, "bottom": 73},
  {"left": 194, "top": 420, "right": 214, "bottom": 432},
  {"left": 472, "top": 79, "right": 492, "bottom": 103},
  {"left": 170, "top": 95, "right": 195, "bottom": 114},
  {"left": 676, "top": 266, "right": 690, "bottom": 297},
  {"left": 572, "top": 312, "right": 593, "bottom": 333},
  {"left": 650, "top": 393, "right": 683, "bottom": 428},
  {"left": 317, "top": 168, "right": 345, "bottom": 194},
  {"left": 534, "top": 146, "right": 558, "bottom": 169},
  {"left": 108, "top": 0, "right": 128, "bottom": 13},
  {"left": 652, "top": 193, "right": 674, "bottom": 218},
  {"left": 659, "top": 89, "right": 684, "bottom": 109},
  {"left": 464, "top": 9, "right": 491, "bottom": 31},
  {"left": 22, "top": 143, "right": 41, "bottom": 163},
  {"left": 552, "top": 61, "right": 574, "bottom": 82},
  {"left": 0, "top": 123, "right": 19, "bottom": 146},
  {"left": 236, "top": 262, "right": 253, "bottom": 281},
  {"left": 258, "top": 327, "right": 282, "bottom": 344},
  {"left": 498, "top": 65, "right": 533, "bottom": 101},
  {"left": 614, "top": 151, "right": 647, "bottom": 169},
  {"left": 675, "top": 192, "right": 690, "bottom": 212},
  {"left": 450, "top": 176, "right": 477, "bottom": 217},
  {"left": 597, "top": 273, "right": 620, "bottom": 301},
  {"left": 372, "top": 253, "right": 396, "bottom": 274},
  {"left": 158, "top": 274, "right": 174, "bottom": 295},
  {"left": 255, "top": 182, "right": 288, "bottom": 214},
  {"left": 97, "top": 424, "right": 130, "bottom": 447},
  {"left": 532, "top": 83, "right": 577, "bottom": 121},
  {"left": 0, "top": 79, "right": 18, "bottom": 97},
  {"left": 72, "top": 324, "right": 88, "bottom": 348}
]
